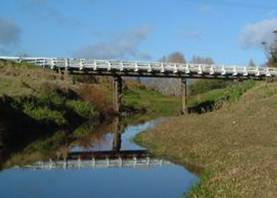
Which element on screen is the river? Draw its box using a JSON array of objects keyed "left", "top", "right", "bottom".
[{"left": 0, "top": 117, "right": 198, "bottom": 198}]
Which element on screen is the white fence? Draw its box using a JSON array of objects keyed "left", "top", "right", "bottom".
[{"left": 1, "top": 56, "right": 277, "bottom": 78}]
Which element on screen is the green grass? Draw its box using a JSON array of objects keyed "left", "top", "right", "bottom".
[
  {"left": 189, "top": 88, "right": 225, "bottom": 106},
  {"left": 23, "top": 105, "right": 66, "bottom": 125},
  {"left": 3, "top": 89, "right": 97, "bottom": 126},
  {"left": 72, "top": 121, "right": 99, "bottom": 137},
  {"left": 189, "top": 79, "right": 231, "bottom": 95},
  {"left": 0, "top": 60, "right": 98, "bottom": 126},
  {"left": 0, "top": 77, "right": 34, "bottom": 97},
  {"left": 124, "top": 88, "right": 181, "bottom": 116},
  {"left": 188, "top": 80, "right": 256, "bottom": 111},
  {"left": 66, "top": 100, "right": 97, "bottom": 118}
]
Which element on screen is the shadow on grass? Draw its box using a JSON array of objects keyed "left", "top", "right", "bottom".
[{"left": 188, "top": 100, "right": 218, "bottom": 114}]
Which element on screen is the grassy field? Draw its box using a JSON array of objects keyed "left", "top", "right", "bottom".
[{"left": 136, "top": 81, "right": 277, "bottom": 197}]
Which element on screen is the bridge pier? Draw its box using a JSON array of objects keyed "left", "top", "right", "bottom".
[
  {"left": 112, "top": 76, "right": 123, "bottom": 113},
  {"left": 63, "top": 58, "right": 71, "bottom": 81},
  {"left": 181, "top": 78, "right": 188, "bottom": 114},
  {"left": 112, "top": 116, "right": 122, "bottom": 152}
]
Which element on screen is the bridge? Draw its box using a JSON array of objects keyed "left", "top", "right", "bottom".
[
  {"left": 1, "top": 56, "right": 277, "bottom": 79},
  {"left": 1, "top": 56, "right": 277, "bottom": 113},
  {"left": 21, "top": 158, "right": 169, "bottom": 170},
  {"left": 19, "top": 149, "right": 169, "bottom": 170}
]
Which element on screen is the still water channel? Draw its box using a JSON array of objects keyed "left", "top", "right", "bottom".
[{"left": 0, "top": 118, "right": 198, "bottom": 198}]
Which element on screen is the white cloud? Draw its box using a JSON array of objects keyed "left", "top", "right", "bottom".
[
  {"left": 74, "top": 26, "right": 152, "bottom": 59},
  {"left": 0, "top": 17, "right": 21, "bottom": 54},
  {"left": 239, "top": 18, "right": 277, "bottom": 49},
  {"left": 0, "top": 18, "right": 21, "bottom": 46}
]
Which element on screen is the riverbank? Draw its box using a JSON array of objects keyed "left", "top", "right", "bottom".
[
  {"left": 0, "top": 60, "right": 180, "bottom": 168},
  {"left": 136, "top": 81, "right": 277, "bottom": 197},
  {"left": 0, "top": 60, "right": 180, "bottom": 125},
  {"left": 0, "top": 118, "right": 198, "bottom": 198}
]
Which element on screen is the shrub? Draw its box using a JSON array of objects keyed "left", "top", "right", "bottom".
[
  {"left": 188, "top": 80, "right": 256, "bottom": 113},
  {"left": 66, "top": 100, "right": 96, "bottom": 118},
  {"left": 23, "top": 103, "right": 66, "bottom": 125},
  {"left": 223, "top": 80, "right": 256, "bottom": 102},
  {"left": 190, "top": 79, "right": 231, "bottom": 95}
]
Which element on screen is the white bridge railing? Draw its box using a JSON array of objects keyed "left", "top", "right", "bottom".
[
  {"left": 1, "top": 56, "right": 277, "bottom": 78},
  {"left": 20, "top": 157, "right": 170, "bottom": 170}
]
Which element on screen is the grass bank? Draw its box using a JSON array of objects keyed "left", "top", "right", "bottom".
[
  {"left": 0, "top": 60, "right": 180, "bottom": 168},
  {"left": 136, "top": 81, "right": 277, "bottom": 197},
  {"left": 187, "top": 80, "right": 256, "bottom": 113},
  {"left": 0, "top": 60, "right": 180, "bottom": 125},
  {"left": 0, "top": 60, "right": 100, "bottom": 127},
  {"left": 123, "top": 80, "right": 181, "bottom": 116}
]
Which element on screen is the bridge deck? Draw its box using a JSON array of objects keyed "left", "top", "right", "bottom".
[{"left": 1, "top": 56, "right": 277, "bottom": 79}]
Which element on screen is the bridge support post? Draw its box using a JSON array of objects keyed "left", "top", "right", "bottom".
[
  {"left": 64, "top": 58, "right": 70, "bottom": 81},
  {"left": 181, "top": 78, "right": 188, "bottom": 114},
  {"left": 112, "top": 116, "right": 121, "bottom": 152},
  {"left": 112, "top": 76, "right": 123, "bottom": 113}
]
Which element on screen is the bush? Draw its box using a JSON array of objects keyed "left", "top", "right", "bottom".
[
  {"left": 23, "top": 104, "right": 66, "bottom": 125},
  {"left": 188, "top": 80, "right": 256, "bottom": 113},
  {"left": 190, "top": 79, "right": 231, "bottom": 95},
  {"left": 66, "top": 100, "right": 96, "bottom": 118},
  {"left": 223, "top": 80, "right": 256, "bottom": 102}
]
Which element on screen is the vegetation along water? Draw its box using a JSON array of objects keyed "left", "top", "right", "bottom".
[{"left": 1, "top": 57, "right": 277, "bottom": 198}]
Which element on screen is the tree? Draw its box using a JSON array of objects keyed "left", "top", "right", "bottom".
[
  {"left": 145, "top": 52, "right": 186, "bottom": 96},
  {"left": 191, "top": 55, "right": 214, "bottom": 65},
  {"left": 167, "top": 52, "right": 186, "bottom": 63},
  {"left": 263, "top": 30, "right": 277, "bottom": 67}
]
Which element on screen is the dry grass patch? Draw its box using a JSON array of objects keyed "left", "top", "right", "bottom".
[{"left": 138, "top": 82, "right": 277, "bottom": 197}]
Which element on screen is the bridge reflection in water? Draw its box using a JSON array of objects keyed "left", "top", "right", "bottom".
[
  {"left": 24, "top": 156, "right": 168, "bottom": 170},
  {"left": 0, "top": 118, "right": 199, "bottom": 198},
  {"left": 23, "top": 117, "right": 166, "bottom": 170}
]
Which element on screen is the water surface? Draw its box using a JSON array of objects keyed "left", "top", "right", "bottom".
[{"left": 0, "top": 118, "right": 198, "bottom": 198}]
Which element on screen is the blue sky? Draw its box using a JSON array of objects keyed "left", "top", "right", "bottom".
[{"left": 0, "top": 0, "right": 276, "bottom": 65}]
